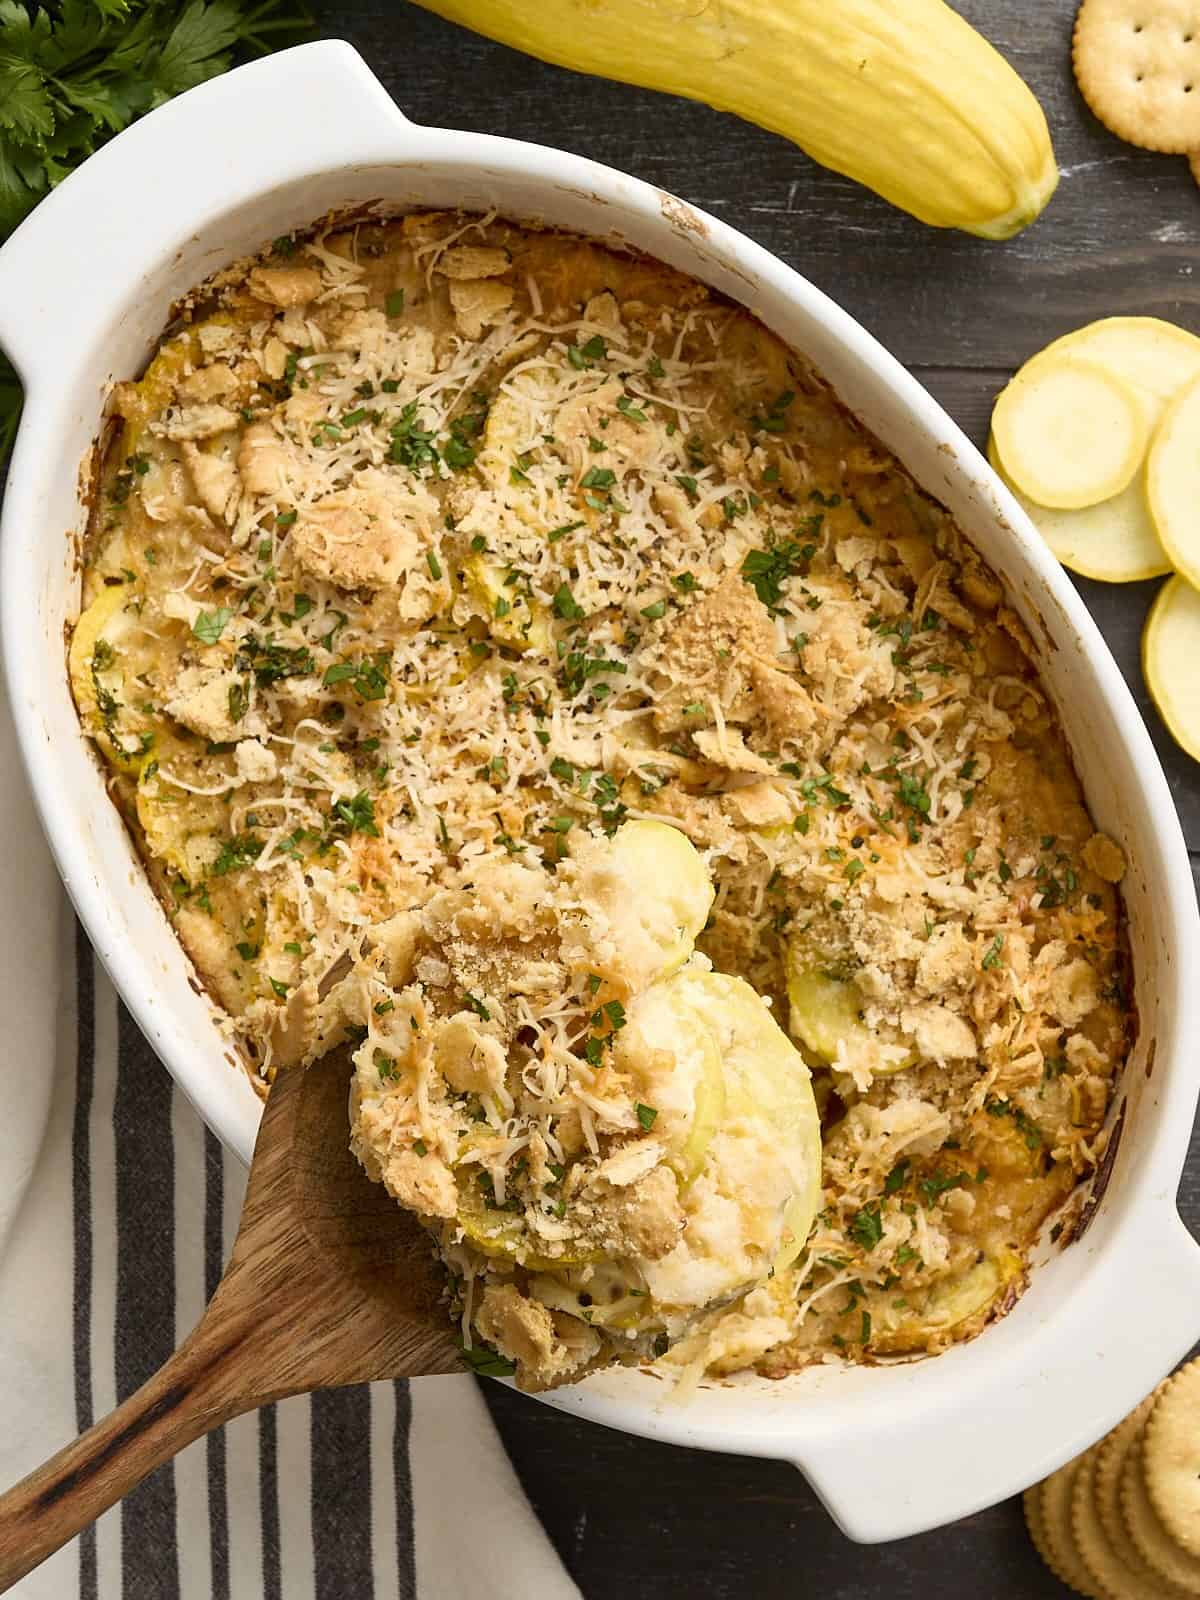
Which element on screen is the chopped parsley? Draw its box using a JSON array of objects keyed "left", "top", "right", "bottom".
[
  {"left": 237, "top": 634, "right": 314, "bottom": 686},
  {"left": 896, "top": 772, "right": 931, "bottom": 819},
  {"left": 981, "top": 934, "right": 1005, "bottom": 971},
  {"left": 884, "top": 1159, "right": 910, "bottom": 1195},
  {"left": 985, "top": 1097, "right": 1043, "bottom": 1150},
  {"left": 740, "top": 531, "right": 815, "bottom": 609},
  {"left": 323, "top": 654, "right": 391, "bottom": 701},
  {"left": 551, "top": 583, "right": 585, "bottom": 621},
  {"left": 848, "top": 1202, "right": 883, "bottom": 1252},
  {"left": 781, "top": 768, "right": 851, "bottom": 809},
  {"left": 193, "top": 607, "right": 233, "bottom": 646},
  {"left": 211, "top": 832, "right": 264, "bottom": 877},
  {"left": 547, "top": 520, "right": 585, "bottom": 544},
  {"left": 751, "top": 388, "right": 794, "bottom": 434},
  {"left": 560, "top": 650, "right": 627, "bottom": 698},
  {"left": 388, "top": 402, "right": 439, "bottom": 471},
  {"left": 329, "top": 790, "right": 379, "bottom": 838},
  {"left": 918, "top": 1170, "right": 967, "bottom": 1208},
  {"left": 567, "top": 333, "right": 607, "bottom": 369},
  {"left": 459, "top": 1340, "right": 517, "bottom": 1378}
]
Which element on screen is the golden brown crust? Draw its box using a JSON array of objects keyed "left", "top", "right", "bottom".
[{"left": 73, "top": 209, "right": 1132, "bottom": 1384}]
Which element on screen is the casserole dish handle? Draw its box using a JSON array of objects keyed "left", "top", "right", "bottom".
[
  {"left": 791, "top": 1208, "right": 1200, "bottom": 1543},
  {"left": 0, "top": 41, "right": 413, "bottom": 381}
]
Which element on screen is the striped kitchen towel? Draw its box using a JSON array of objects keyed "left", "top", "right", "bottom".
[{"left": 0, "top": 686, "right": 581, "bottom": 1600}]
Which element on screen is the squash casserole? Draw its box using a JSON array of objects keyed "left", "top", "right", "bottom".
[{"left": 71, "top": 211, "right": 1131, "bottom": 1389}]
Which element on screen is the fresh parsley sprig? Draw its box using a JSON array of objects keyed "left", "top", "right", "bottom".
[{"left": 0, "top": 0, "right": 313, "bottom": 456}]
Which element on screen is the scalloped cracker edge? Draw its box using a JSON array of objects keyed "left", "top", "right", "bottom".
[
  {"left": 1032, "top": 1455, "right": 1106, "bottom": 1598},
  {"left": 1145, "top": 1359, "right": 1200, "bottom": 1559}
]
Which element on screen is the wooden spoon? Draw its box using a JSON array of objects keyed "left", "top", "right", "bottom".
[{"left": 0, "top": 1048, "right": 463, "bottom": 1592}]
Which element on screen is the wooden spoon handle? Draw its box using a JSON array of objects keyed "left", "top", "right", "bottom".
[{"left": 0, "top": 1318, "right": 248, "bottom": 1592}]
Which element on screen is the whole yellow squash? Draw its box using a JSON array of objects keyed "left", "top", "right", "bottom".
[{"left": 411, "top": 0, "right": 1057, "bottom": 238}]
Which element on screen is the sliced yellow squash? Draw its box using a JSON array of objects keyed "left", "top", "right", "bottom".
[
  {"left": 571, "top": 819, "right": 715, "bottom": 993},
  {"left": 68, "top": 583, "right": 155, "bottom": 774},
  {"left": 787, "top": 964, "right": 868, "bottom": 1063},
  {"left": 686, "top": 971, "right": 822, "bottom": 1274},
  {"left": 1147, "top": 374, "right": 1200, "bottom": 592},
  {"left": 683, "top": 1035, "right": 727, "bottom": 1185},
  {"left": 985, "top": 316, "right": 1200, "bottom": 581},
  {"left": 113, "top": 331, "right": 199, "bottom": 457},
  {"left": 1040, "top": 317, "right": 1200, "bottom": 416},
  {"left": 991, "top": 356, "right": 1146, "bottom": 510},
  {"left": 872, "top": 1248, "right": 1023, "bottom": 1354},
  {"left": 617, "top": 969, "right": 727, "bottom": 1183},
  {"left": 463, "top": 552, "right": 553, "bottom": 653},
  {"left": 987, "top": 435, "right": 1170, "bottom": 583},
  {"left": 531, "top": 1262, "right": 657, "bottom": 1331},
  {"left": 786, "top": 951, "right": 914, "bottom": 1077},
  {"left": 455, "top": 1174, "right": 604, "bottom": 1272},
  {"left": 627, "top": 966, "right": 822, "bottom": 1307},
  {"left": 1143, "top": 577, "right": 1200, "bottom": 764},
  {"left": 136, "top": 737, "right": 231, "bottom": 881},
  {"left": 457, "top": 959, "right": 819, "bottom": 1330},
  {"left": 604, "top": 819, "right": 714, "bottom": 982}
]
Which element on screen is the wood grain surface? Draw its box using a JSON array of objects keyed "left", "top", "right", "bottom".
[
  {"left": 300, "top": 0, "right": 1200, "bottom": 1592},
  {"left": 0, "top": 1049, "right": 459, "bottom": 1591}
]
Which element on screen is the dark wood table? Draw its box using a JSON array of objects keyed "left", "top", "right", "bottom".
[{"left": 316, "top": 2, "right": 1200, "bottom": 1591}]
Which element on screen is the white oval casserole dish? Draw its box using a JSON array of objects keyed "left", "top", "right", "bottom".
[{"left": 1, "top": 40, "right": 1197, "bottom": 1545}]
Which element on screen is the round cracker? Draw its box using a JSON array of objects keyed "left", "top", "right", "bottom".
[
  {"left": 1190, "top": 150, "right": 1200, "bottom": 183},
  {"left": 1145, "top": 1361, "right": 1200, "bottom": 1557},
  {"left": 1122, "top": 1439, "right": 1200, "bottom": 1595},
  {"left": 1076, "top": 1438, "right": 1190, "bottom": 1599},
  {"left": 1034, "top": 1454, "right": 1107, "bottom": 1598},
  {"left": 1095, "top": 1391, "right": 1194, "bottom": 1597},
  {"left": 1074, "top": 0, "right": 1200, "bottom": 154}
]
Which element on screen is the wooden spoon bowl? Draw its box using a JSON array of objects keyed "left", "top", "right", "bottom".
[{"left": 0, "top": 1049, "right": 462, "bottom": 1592}]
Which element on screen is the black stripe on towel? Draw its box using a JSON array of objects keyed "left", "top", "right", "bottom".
[
  {"left": 311, "top": 1387, "right": 375, "bottom": 1600},
  {"left": 204, "top": 1127, "right": 229, "bottom": 1600},
  {"left": 260, "top": 1404, "right": 281, "bottom": 1600},
  {"left": 72, "top": 922, "right": 97, "bottom": 1600},
  {"left": 114, "top": 1003, "right": 180, "bottom": 1600},
  {"left": 394, "top": 1381, "right": 416, "bottom": 1600}
]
